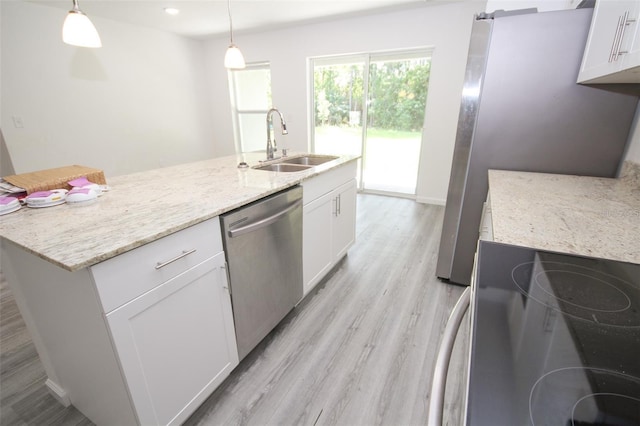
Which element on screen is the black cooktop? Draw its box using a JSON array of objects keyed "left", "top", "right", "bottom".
[{"left": 466, "top": 241, "right": 640, "bottom": 426}]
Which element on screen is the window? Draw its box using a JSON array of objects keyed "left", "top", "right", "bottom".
[
  {"left": 229, "top": 62, "right": 272, "bottom": 153},
  {"left": 311, "top": 49, "right": 432, "bottom": 196}
]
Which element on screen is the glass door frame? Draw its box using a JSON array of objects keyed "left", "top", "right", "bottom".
[
  {"left": 309, "top": 54, "right": 369, "bottom": 191},
  {"left": 309, "top": 47, "right": 434, "bottom": 196}
]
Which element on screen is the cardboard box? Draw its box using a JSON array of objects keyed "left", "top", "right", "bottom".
[{"left": 3, "top": 165, "right": 107, "bottom": 194}]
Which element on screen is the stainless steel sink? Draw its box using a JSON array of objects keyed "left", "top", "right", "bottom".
[
  {"left": 282, "top": 155, "right": 339, "bottom": 166},
  {"left": 252, "top": 155, "right": 339, "bottom": 172},
  {"left": 253, "top": 163, "right": 312, "bottom": 172}
]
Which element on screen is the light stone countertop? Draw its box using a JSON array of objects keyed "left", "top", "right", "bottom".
[
  {"left": 488, "top": 161, "right": 640, "bottom": 264},
  {"left": 0, "top": 153, "right": 358, "bottom": 271}
]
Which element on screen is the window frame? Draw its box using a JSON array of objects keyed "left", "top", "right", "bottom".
[{"left": 228, "top": 61, "right": 272, "bottom": 154}]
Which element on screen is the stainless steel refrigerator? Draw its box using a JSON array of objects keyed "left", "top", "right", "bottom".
[{"left": 436, "top": 7, "right": 639, "bottom": 286}]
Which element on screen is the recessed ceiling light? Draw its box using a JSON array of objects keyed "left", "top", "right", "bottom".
[{"left": 164, "top": 7, "right": 180, "bottom": 15}]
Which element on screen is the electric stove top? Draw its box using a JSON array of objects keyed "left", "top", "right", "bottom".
[{"left": 466, "top": 241, "right": 640, "bottom": 425}]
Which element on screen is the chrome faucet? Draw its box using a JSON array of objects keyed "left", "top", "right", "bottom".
[{"left": 266, "top": 108, "right": 288, "bottom": 160}]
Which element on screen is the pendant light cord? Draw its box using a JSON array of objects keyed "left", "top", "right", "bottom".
[
  {"left": 227, "top": 0, "right": 235, "bottom": 44},
  {"left": 224, "top": 0, "right": 245, "bottom": 68}
]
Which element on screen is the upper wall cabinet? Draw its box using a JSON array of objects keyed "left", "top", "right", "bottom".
[{"left": 578, "top": 0, "right": 640, "bottom": 84}]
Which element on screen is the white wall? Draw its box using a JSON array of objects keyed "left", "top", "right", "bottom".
[
  {"left": 1, "top": 1, "right": 215, "bottom": 177},
  {"left": 204, "top": 1, "right": 485, "bottom": 205},
  {"left": 5, "top": 0, "right": 632, "bottom": 200}
]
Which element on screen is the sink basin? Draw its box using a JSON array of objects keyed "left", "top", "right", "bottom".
[
  {"left": 252, "top": 154, "right": 340, "bottom": 172},
  {"left": 282, "top": 155, "right": 339, "bottom": 166},
  {"left": 253, "top": 163, "right": 312, "bottom": 172}
]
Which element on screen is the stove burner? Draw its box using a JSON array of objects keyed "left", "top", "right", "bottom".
[
  {"left": 536, "top": 270, "right": 631, "bottom": 313},
  {"left": 572, "top": 394, "right": 640, "bottom": 426},
  {"left": 512, "top": 260, "right": 640, "bottom": 328},
  {"left": 530, "top": 367, "right": 640, "bottom": 425}
]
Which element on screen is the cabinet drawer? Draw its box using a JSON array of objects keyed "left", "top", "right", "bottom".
[
  {"left": 91, "top": 218, "right": 223, "bottom": 313},
  {"left": 302, "top": 161, "right": 357, "bottom": 205}
]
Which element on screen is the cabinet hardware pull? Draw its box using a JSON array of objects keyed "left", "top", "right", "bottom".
[
  {"left": 337, "top": 194, "right": 341, "bottom": 216},
  {"left": 221, "top": 263, "right": 232, "bottom": 295},
  {"left": 617, "top": 14, "right": 636, "bottom": 58},
  {"left": 609, "top": 15, "right": 625, "bottom": 62},
  {"left": 155, "top": 249, "right": 197, "bottom": 270},
  {"left": 614, "top": 12, "right": 628, "bottom": 61}
]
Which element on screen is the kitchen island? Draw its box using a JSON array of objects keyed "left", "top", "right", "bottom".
[
  {"left": 0, "top": 152, "right": 358, "bottom": 271},
  {"left": 0, "top": 152, "right": 358, "bottom": 425},
  {"left": 487, "top": 161, "right": 640, "bottom": 264}
]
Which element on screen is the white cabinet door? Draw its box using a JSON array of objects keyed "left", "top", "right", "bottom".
[
  {"left": 578, "top": 0, "right": 640, "bottom": 83},
  {"left": 621, "top": 2, "right": 640, "bottom": 71},
  {"left": 106, "top": 252, "right": 238, "bottom": 426},
  {"left": 303, "top": 190, "right": 334, "bottom": 295},
  {"left": 332, "top": 179, "right": 357, "bottom": 262},
  {"left": 302, "top": 178, "right": 357, "bottom": 295}
]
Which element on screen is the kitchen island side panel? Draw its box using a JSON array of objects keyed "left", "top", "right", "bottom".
[{"left": 1, "top": 240, "right": 138, "bottom": 425}]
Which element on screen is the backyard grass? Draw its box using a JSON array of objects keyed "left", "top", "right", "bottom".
[
  {"left": 315, "top": 125, "right": 422, "bottom": 195},
  {"left": 315, "top": 126, "right": 420, "bottom": 140}
]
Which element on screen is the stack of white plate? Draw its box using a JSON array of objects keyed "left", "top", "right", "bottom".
[
  {"left": 0, "top": 196, "right": 21, "bottom": 215},
  {"left": 25, "top": 189, "right": 68, "bottom": 208}
]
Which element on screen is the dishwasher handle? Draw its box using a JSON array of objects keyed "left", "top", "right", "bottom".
[
  {"left": 427, "top": 287, "right": 471, "bottom": 426},
  {"left": 228, "top": 198, "right": 302, "bottom": 238}
]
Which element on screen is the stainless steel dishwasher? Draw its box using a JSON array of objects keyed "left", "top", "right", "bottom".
[{"left": 220, "top": 185, "right": 303, "bottom": 360}]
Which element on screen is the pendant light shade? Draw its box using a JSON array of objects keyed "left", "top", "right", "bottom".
[
  {"left": 225, "top": 44, "right": 246, "bottom": 69},
  {"left": 63, "top": 0, "right": 102, "bottom": 48},
  {"left": 225, "top": 0, "right": 245, "bottom": 69}
]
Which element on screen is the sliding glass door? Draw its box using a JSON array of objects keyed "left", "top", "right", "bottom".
[
  {"left": 311, "top": 50, "right": 432, "bottom": 196},
  {"left": 313, "top": 56, "right": 366, "bottom": 157}
]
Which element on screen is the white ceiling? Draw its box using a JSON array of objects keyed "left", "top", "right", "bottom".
[{"left": 28, "top": 0, "right": 432, "bottom": 39}]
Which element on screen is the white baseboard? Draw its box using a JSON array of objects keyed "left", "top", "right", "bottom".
[
  {"left": 416, "top": 196, "right": 446, "bottom": 206},
  {"left": 45, "top": 378, "right": 71, "bottom": 407}
]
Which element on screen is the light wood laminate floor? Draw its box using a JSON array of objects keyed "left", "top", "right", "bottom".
[{"left": 0, "top": 194, "right": 469, "bottom": 426}]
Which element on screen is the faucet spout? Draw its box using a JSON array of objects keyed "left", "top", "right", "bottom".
[{"left": 266, "top": 108, "right": 288, "bottom": 160}]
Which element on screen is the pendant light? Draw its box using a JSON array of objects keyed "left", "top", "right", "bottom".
[
  {"left": 224, "top": 0, "right": 245, "bottom": 69},
  {"left": 62, "top": 0, "right": 102, "bottom": 48}
]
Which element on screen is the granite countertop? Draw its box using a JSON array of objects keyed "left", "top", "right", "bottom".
[
  {"left": 0, "top": 153, "right": 358, "bottom": 271},
  {"left": 488, "top": 162, "right": 640, "bottom": 264}
]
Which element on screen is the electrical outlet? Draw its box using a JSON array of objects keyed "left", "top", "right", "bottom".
[{"left": 12, "top": 116, "right": 24, "bottom": 128}]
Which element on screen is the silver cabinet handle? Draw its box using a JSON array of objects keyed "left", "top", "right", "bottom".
[
  {"left": 333, "top": 194, "right": 341, "bottom": 216},
  {"left": 614, "top": 12, "right": 629, "bottom": 61},
  {"left": 610, "top": 14, "right": 625, "bottom": 62},
  {"left": 616, "top": 13, "right": 636, "bottom": 59},
  {"left": 221, "top": 263, "right": 232, "bottom": 295},
  {"left": 155, "top": 249, "right": 197, "bottom": 270},
  {"left": 428, "top": 287, "right": 471, "bottom": 426},
  {"left": 610, "top": 11, "right": 636, "bottom": 62}
]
